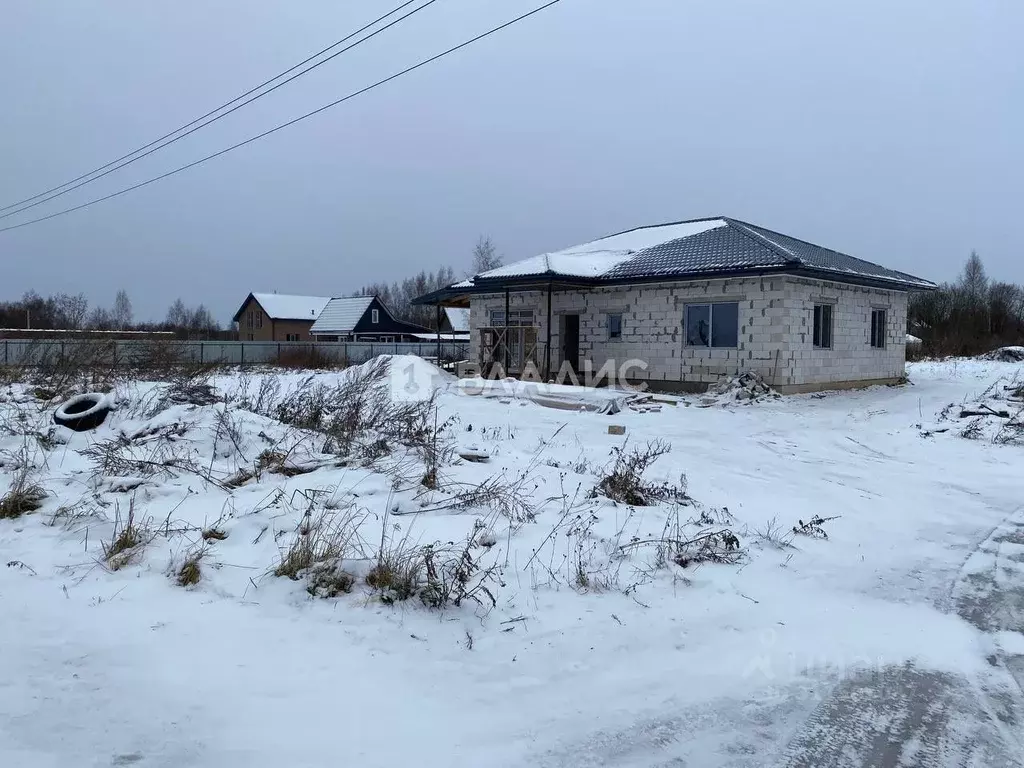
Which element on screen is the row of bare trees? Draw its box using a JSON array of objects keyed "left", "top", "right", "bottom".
[
  {"left": 355, "top": 236, "right": 503, "bottom": 328},
  {"left": 909, "top": 252, "right": 1024, "bottom": 356},
  {"left": 0, "top": 289, "right": 221, "bottom": 336}
]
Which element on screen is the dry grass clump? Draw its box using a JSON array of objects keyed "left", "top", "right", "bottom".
[
  {"left": 273, "top": 505, "right": 364, "bottom": 583},
  {"left": 271, "top": 358, "right": 437, "bottom": 457},
  {"left": 0, "top": 466, "right": 47, "bottom": 520},
  {"left": 366, "top": 540, "right": 424, "bottom": 604},
  {"left": 176, "top": 542, "right": 209, "bottom": 587},
  {"left": 102, "top": 503, "right": 151, "bottom": 570},
  {"left": 594, "top": 440, "right": 689, "bottom": 506}
]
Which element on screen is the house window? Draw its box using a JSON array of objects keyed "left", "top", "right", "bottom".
[
  {"left": 371, "top": 309, "right": 379, "bottom": 324},
  {"left": 489, "top": 309, "right": 535, "bottom": 327},
  {"left": 608, "top": 313, "right": 622, "bottom": 340},
  {"left": 813, "top": 304, "right": 833, "bottom": 349},
  {"left": 257, "top": 313, "right": 263, "bottom": 329},
  {"left": 285, "top": 333, "right": 299, "bottom": 342},
  {"left": 247, "top": 311, "right": 254, "bottom": 329},
  {"left": 685, "top": 302, "right": 738, "bottom": 348},
  {"left": 870, "top": 309, "right": 887, "bottom": 348}
]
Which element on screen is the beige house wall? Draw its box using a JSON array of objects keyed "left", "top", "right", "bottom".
[{"left": 237, "top": 298, "right": 316, "bottom": 342}]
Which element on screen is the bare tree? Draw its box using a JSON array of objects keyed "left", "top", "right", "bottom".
[
  {"left": 909, "top": 251, "right": 1024, "bottom": 355},
  {"left": 112, "top": 289, "right": 133, "bottom": 330},
  {"left": 471, "top": 236, "right": 502, "bottom": 274},
  {"left": 54, "top": 293, "right": 89, "bottom": 329},
  {"left": 959, "top": 251, "right": 988, "bottom": 302},
  {"left": 186, "top": 304, "right": 219, "bottom": 333},
  {"left": 166, "top": 298, "right": 189, "bottom": 328},
  {"left": 355, "top": 265, "right": 459, "bottom": 328},
  {"left": 87, "top": 306, "right": 114, "bottom": 330}
]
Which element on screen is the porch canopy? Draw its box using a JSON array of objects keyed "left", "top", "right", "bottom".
[{"left": 411, "top": 276, "right": 596, "bottom": 378}]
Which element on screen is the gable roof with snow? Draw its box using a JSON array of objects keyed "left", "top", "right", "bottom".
[
  {"left": 443, "top": 307, "right": 470, "bottom": 333},
  {"left": 234, "top": 293, "right": 332, "bottom": 322},
  {"left": 309, "top": 296, "right": 376, "bottom": 334},
  {"left": 412, "top": 217, "right": 934, "bottom": 305}
]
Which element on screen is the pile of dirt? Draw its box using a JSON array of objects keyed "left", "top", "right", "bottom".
[
  {"left": 703, "top": 371, "right": 780, "bottom": 405},
  {"left": 982, "top": 346, "right": 1024, "bottom": 363}
]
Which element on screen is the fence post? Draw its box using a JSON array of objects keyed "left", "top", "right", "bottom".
[
  {"left": 200, "top": 342, "right": 204, "bottom": 364},
  {"left": 278, "top": 342, "right": 281, "bottom": 363},
  {"left": 113, "top": 341, "right": 118, "bottom": 368},
  {"left": 4, "top": 340, "right": 7, "bottom": 365},
  {"left": 240, "top": 343, "right": 245, "bottom": 366}
]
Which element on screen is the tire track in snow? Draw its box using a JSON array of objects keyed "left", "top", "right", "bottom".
[{"left": 778, "top": 504, "right": 1024, "bottom": 767}]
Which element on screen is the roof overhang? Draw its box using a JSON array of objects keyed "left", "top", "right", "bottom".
[{"left": 412, "top": 267, "right": 935, "bottom": 305}]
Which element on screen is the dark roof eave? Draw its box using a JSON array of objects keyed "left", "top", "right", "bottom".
[{"left": 412, "top": 266, "right": 935, "bottom": 305}]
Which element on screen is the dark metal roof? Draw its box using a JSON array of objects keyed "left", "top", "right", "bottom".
[
  {"left": 603, "top": 218, "right": 935, "bottom": 289},
  {"left": 602, "top": 223, "right": 793, "bottom": 279},
  {"left": 412, "top": 217, "right": 935, "bottom": 305}
]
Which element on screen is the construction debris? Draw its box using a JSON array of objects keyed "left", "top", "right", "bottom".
[{"left": 706, "top": 372, "right": 780, "bottom": 404}]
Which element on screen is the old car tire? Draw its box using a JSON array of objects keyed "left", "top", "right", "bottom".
[{"left": 53, "top": 393, "right": 111, "bottom": 432}]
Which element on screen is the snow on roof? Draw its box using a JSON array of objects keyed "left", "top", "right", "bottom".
[
  {"left": 478, "top": 219, "right": 728, "bottom": 280},
  {"left": 443, "top": 307, "right": 470, "bottom": 332},
  {"left": 251, "top": 293, "right": 332, "bottom": 321},
  {"left": 309, "top": 297, "right": 375, "bottom": 334}
]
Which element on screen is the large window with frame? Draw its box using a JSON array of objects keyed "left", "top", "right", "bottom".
[
  {"left": 813, "top": 304, "right": 833, "bottom": 349},
  {"left": 870, "top": 309, "right": 887, "bottom": 348},
  {"left": 685, "top": 302, "right": 739, "bottom": 348}
]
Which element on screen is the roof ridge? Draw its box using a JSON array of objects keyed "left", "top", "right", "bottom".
[
  {"left": 727, "top": 217, "right": 861, "bottom": 261},
  {"left": 723, "top": 218, "right": 801, "bottom": 264},
  {"left": 597, "top": 215, "right": 726, "bottom": 243}
]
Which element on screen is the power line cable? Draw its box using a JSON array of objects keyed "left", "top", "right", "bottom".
[
  {"left": 0, "top": 0, "right": 439, "bottom": 219},
  {"left": 0, "top": 0, "right": 563, "bottom": 235}
]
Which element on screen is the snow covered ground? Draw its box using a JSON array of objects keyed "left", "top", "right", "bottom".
[{"left": 1, "top": 356, "right": 1023, "bottom": 767}]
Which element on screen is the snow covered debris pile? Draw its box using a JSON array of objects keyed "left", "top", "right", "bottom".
[
  {"left": 982, "top": 346, "right": 1024, "bottom": 363},
  {"left": 457, "top": 377, "right": 628, "bottom": 414},
  {"left": 922, "top": 372, "right": 1024, "bottom": 445},
  {"left": 704, "top": 371, "right": 779, "bottom": 404}
]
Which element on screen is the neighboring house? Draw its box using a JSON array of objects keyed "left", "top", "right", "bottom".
[
  {"left": 440, "top": 307, "right": 470, "bottom": 336},
  {"left": 412, "top": 217, "right": 936, "bottom": 393},
  {"left": 310, "top": 296, "right": 430, "bottom": 342},
  {"left": 233, "top": 293, "right": 332, "bottom": 342}
]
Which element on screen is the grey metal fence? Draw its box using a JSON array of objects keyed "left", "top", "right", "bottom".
[{"left": 0, "top": 339, "right": 470, "bottom": 368}]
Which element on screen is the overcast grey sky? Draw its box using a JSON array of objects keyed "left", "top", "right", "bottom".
[{"left": 2, "top": 0, "right": 1020, "bottom": 324}]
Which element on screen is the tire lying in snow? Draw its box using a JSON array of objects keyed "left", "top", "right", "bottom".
[{"left": 53, "top": 393, "right": 112, "bottom": 432}]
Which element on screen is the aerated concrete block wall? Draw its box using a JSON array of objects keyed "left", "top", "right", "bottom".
[{"left": 468, "top": 275, "right": 907, "bottom": 392}]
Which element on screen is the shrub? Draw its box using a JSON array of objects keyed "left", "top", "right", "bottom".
[
  {"left": 594, "top": 440, "right": 688, "bottom": 506},
  {"left": 419, "top": 521, "right": 501, "bottom": 609}
]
